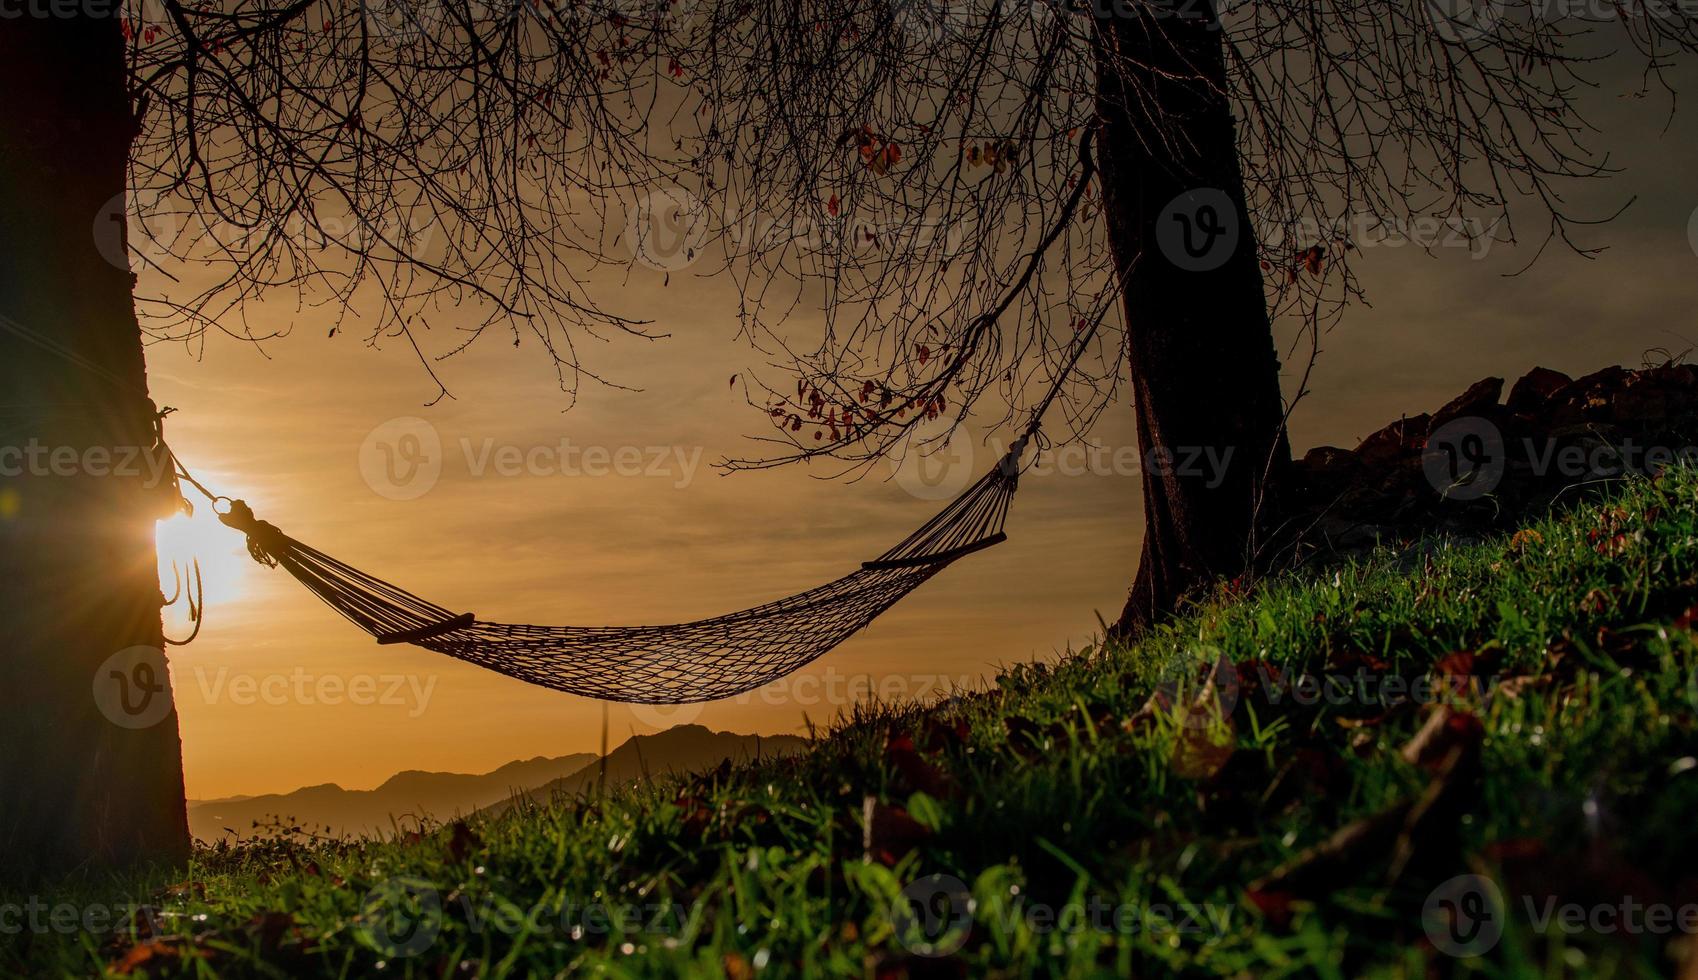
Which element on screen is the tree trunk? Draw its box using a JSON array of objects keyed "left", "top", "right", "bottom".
[
  {"left": 0, "top": 16, "right": 191, "bottom": 878},
  {"left": 1091, "top": 2, "right": 1292, "bottom": 636}
]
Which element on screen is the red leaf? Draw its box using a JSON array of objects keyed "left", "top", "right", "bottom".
[
  {"left": 1432, "top": 650, "right": 1477, "bottom": 678},
  {"left": 886, "top": 731, "right": 956, "bottom": 798},
  {"left": 1246, "top": 888, "right": 1295, "bottom": 930},
  {"left": 862, "top": 797, "right": 930, "bottom": 866},
  {"left": 447, "top": 819, "right": 482, "bottom": 862}
]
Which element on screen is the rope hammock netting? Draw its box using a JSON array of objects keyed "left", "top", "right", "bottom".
[{"left": 184, "top": 444, "right": 1025, "bottom": 704}]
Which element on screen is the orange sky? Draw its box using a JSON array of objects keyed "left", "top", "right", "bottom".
[{"left": 147, "top": 67, "right": 1698, "bottom": 801}]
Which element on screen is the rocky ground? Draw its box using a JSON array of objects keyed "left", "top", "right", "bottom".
[{"left": 1285, "top": 362, "right": 1698, "bottom": 557}]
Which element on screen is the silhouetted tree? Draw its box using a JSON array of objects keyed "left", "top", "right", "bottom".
[{"left": 3, "top": 0, "right": 1694, "bottom": 874}]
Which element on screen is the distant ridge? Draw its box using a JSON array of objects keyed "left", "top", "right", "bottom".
[
  {"left": 502, "top": 725, "right": 808, "bottom": 811},
  {"left": 188, "top": 752, "right": 597, "bottom": 840},
  {"left": 188, "top": 726, "right": 808, "bottom": 839}
]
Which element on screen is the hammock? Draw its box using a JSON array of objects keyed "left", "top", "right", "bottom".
[
  {"left": 201, "top": 446, "right": 1026, "bottom": 703},
  {"left": 174, "top": 286, "right": 1109, "bottom": 704}
]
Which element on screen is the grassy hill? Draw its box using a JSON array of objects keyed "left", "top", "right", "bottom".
[{"left": 8, "top": 470, "right": 1698, "bottom": 977}]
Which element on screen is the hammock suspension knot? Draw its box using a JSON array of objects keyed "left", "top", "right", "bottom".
[{"left": 216, "top": 498, "right": 284, "bottom": 568}]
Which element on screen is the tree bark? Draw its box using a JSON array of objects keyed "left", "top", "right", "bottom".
[
  {"left": 1092, "top": 2, "right": 1292, "bottom": 635},
  {"left": 0, "top": 15, "right": 191, "bottom": 878}
]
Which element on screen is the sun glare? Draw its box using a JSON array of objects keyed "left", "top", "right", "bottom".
[{"left": 156, "top": 505, "right": 251, "bottom": 615}]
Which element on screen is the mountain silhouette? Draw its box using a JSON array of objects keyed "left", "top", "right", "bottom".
[
  {"left": 490, "top": 725, "right": 808, "bottom": 815},
  {"left": 188, "top": 726, "right": 809, "bottom": 839},
  {"left": 188, "top": 751, "right": 596, "bottom": 840}
]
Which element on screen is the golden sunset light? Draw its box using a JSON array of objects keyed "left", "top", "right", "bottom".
[
  {"left": 156, "top": 506, "right": 252, "bottom": 613},
  {"left": 9, "top": 5, "right": 1698, "bottom": 974}
]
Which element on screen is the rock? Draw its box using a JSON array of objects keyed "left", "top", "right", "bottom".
[
  {"left": 1505, "top": 367, "right": 1570, "bottom": 416},
  {"left": 1644, "top": 363, "right": 1698, "bottom": 391},
  {"left": 1292, "top": 445, "right": 1360, "bottom": 500},
  {"left": 1615, "top": 375, "right": 1672, "bottom": 423},
  {"left": 1429, "top": 377, "right": 1503, "bottom": 432},
  {"left": 1548, "top": 365, "right": 1629, "bottom": 426},
  {"left": 1354, "top": 414, "right": 1430, "bottom": 468},
  {"left": 1300, "top": 445, "right": 1357, "bottom": 471},
  {"left": 1617, "top": 365, "right": 1698, "bottom": 423},
  {"left": 1282, "top": 361, "right": 1698, "bottom": 567}
]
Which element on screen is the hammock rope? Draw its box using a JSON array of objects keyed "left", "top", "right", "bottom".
[
  {"left": 185, "top": 440, "right": 1024, "bottom": 703},
  {"left": 171, "top": 270, "right": 1108, "bottom": 704}
]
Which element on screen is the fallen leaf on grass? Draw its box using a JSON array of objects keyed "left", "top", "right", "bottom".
[
  {"left": 1493, "top": 674, "right": 1547, "bottom": 699},
  {"left": 1399, "top": 706, "right": 1485, "bottom": 773},
  {"left": 918, "top": 717, "right": 969, "bottom": 754},
  {"left": 247, "top": 911, "right": 297, "bottom": 956},
  {"left": 1244, "top": 887, "right": 1296, "bottom": 930},
  {"left": 152, "top": 880, "right": 205, "bottom": 902},
  {"left": 862, "top": 796, "right": 931, "bottom": 866},
  {"left": 447, "top": 819, "right": 483, "bottom": 863},
  {"left": 1002, "top": 715, "right": 1047, "bottom": 756},
  {"left": 1171, "top": 722, "right": 1235, "bottom": 781},
  {"left": 1262, "top": 744, "right": 1349, "bottom": 812},
  {"left": 723, "top": 951, "right": 755, "bottom": 980},
  {"left": 1594, "top": 625, "right": 1650, "bottom": 668},
  {"left": 1249, "top": 708, "right": 1483, "bottom": 901},
  {"left": 1385, "top": 711, "right": 1484, "bottom": 885},
  {"left": 1248, "top": 799, "right": 1416, "bottom": 899},
  {"left": 675, "top": 793, "right": 714, "bottom": 839},
  {"left": 1580, "top": 587, "right": 1615, "bottom": 614},
  {"left": 111, "top": 938, "right": 212, "bottom": 976},
  {"left": 886, "top": 732, "right": 957, "bottom": 799}
]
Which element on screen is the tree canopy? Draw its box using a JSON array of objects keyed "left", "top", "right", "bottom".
[{"left": 125, "top": 0, "right": 1698, "bottom": 456}]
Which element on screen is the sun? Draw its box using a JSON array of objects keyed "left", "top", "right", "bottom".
[{"left": 156, "top": 504, "right": 252, "bottom": 616}]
